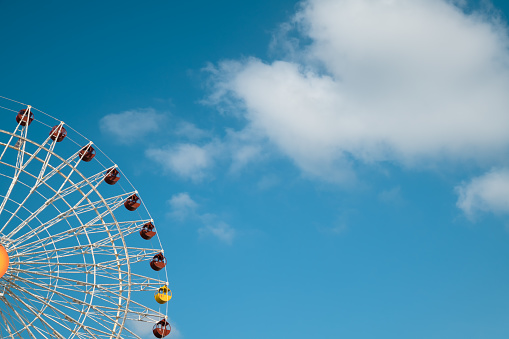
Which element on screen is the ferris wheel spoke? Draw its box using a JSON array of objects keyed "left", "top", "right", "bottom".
[
  {"left": 37, "top": 286, "right": 131, "bottom": 336},
  {"left": 4, "top": 273, "right": 93, "bottom": 298},
  {"left": 5, "top": 118, "right": 31, "bottom": 165},
  {"left": 80, "top": 221, "right": 149, "bottom": 245},
  {"left": 66, "top": 192, "right": 135, "bottom": 217},
  {"left": 8, "top": 267, "right": 126, "bottom": 305},
  {"left": 3, "top": 167, "right": 110, "bottom": 238},
  {"left": 7, "top": 267, "right": 95, "bottom": 289},
  {"left": 13, "top": 246, "right": 161, "bottom": 269},
  {"left": 8, "top": 191, "right": 135, "bottom": 245},
  {"left": 57, "top": 169, "right": 109, "bottom": 199},
  {"left": 7, "top": 270, "right": 164, "bottom": 322},
  {"left": 89, "top": 299, "right": 150, "bottom": 323},
  {"left": 34, "top": 123, "right": 67, "bottom": 181},
  {"left": 6, "top": 267, "right": 124, "bottom": 338},
  {"left": 6, "top": 276, "right": 94, "bottom": 320},
  {"left": 98, "top": 247, "right": 161, "bottom": 266},
  {"left": 13, "top": 219, "right": 147, "bottom": 255},
  {"left": 8, "top": 261, "right": 166, "bottom": 287},
  {"left": 0, "top": 194, "right": 46, "bottom": 238},
  {"left": 79, "top": 312, "right": 124, "bottom": 337},
  {"left": 11, "top": 267, "right": 139, "bottom": 297},
  {"left": 6, "top": 275, "right": 63, "bottom": 314},
  {"left": 14, "top": 298, "right": 99, "bottom": 339},
  {"left": 12, "top": 261, "right": 94, "bottom": 275},
  {"left": 0, "top": 132, "right": 82, "bottom": 188},
  {"left": 123, "top": 298, "right": 166, "bottom": 321},
  {"left": 13, "top": 126, "right": 29, "bottom": 178},
  {"left": 1, "top": 295, "right": 40, "bottom": 339},
  {"left": 0, "top": 308, "right": 26, "bottom": 339},
  {"left": 0, "top": 122, "right": 26, "bottom": 161},
  {"left": 9, "top": 261, "right": 97, "bottom": 277},
  {"left": 0, "top": 301, "right": 25, "bottom": 339},
  {"left": 0, "top": 137, "right": 105, "bottom": 236},
  {"left": 0, "top": 131, "right": 55, "bottom": 221},
  {"left": 5, "top": 281, "right": 103, "bottom": 338},
  {"left": 4, "top": 290, "right": 62, "bottom": 339},
  {"left": 13, "top": 263, "right": 114, "bottom": 282},
  {"left": 83, "top": 300, "right": 148, "bottom": 333},
  {"left": 119, "top": 326, "right": 143, "bottom": 339},
  {"left": 14, "top": 219, "right": 150, "bottom": 254},
  {"left": 0, "top": 166, "right": 73, "bottom": 227}
]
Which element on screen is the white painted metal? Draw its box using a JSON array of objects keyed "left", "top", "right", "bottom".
[{"left": 0, "top": 99, "right": 169, "bottom": 339}]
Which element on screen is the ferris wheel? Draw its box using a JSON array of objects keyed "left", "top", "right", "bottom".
[{"left": 0, "top": 97, "right": 173, "bottom": 339}]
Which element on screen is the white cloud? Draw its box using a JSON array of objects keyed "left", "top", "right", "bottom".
[
  {"left": 230, "top": 144, "right": 261, "bottom": 171},
  {"left": 225, "top": 128, "right": 265, "bottom": 172},
  {"left": 456, "top": 168, "right": 509, "bottom": 217},
  {"left": 146, "top": 143, "right": 216, "bottom": 182},
  {"left": 174, "top": 121, "right": 210, "bottom": 140},
  {"left": 100, "top": 108, "right": 167, "bottom": 144},
  {"left": 378, "top": 186, "right": 404, "bottom": 206},
  {"left": 257, "top": 174, "right": 280, "bottom": 190},
  {"left": 207, "top": 0, "right": 509, "bottom": 182},
  {"left": 147, "top": 127, "right": 265, "bottom": 179},
  {"left": 167, "top": 192, "right": 198, "bottom": 220},
  {"left": 198, "top": 218, "right": 236, "bottom": 245}
]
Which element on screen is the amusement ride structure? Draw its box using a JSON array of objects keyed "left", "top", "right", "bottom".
[{"left": 0, "top": 97, "right": 172, "bottom": 338}]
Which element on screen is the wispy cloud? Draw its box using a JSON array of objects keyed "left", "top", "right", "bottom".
[
  {"left": 168, "top": 192, "right": 198, "bottom": 220},
  {"left": 146, "top": 127, "right": 265, "bottom": 180},
  {"left": 378, "top": 186, "right": 405, "bottom": 206},
  {"left": 146, "top": 143, "right": 217, "bottom": 182},
  {"left": 198, "top": 217, "right": 236, "bottom": 245},
  {"left": 167, "top": 192, "right": 235, "bottom": 244},
  {"left": 174, "top": 121, "right": 210, "bottom": 140},
  {"left": 257, "top": 174, "right": 280, "bottom": 190},
  {"left": 226, "top": 128, "right": 264, "bottom": 173},
  {"left": 100, "top": 108, "right": 167, "bottom": 144},
  {"left": 456, "top": 168, "right": 509, "bottom": 218}
]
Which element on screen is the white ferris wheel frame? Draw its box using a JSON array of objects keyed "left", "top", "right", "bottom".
[{"left": 0, "top": 97, "right": 170, "bottom": 339}]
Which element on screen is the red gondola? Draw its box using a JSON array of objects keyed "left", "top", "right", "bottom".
[
  {"left": 124, "top": 194, "right": 140, "bottom": 211},
  {"left": 153, "top": 319, "right": 171, "bottom": 338},
  {"left": 49, "top": 125, "right": 67, "bottom": 142},
  {"left": 79, "top": 145, "right": 96, "bottom": 162},
  {"left": 140, "top": 222, "right": 156, "bottom": 240},
  {"left": 104, "top": 167, "right": 120, "bottom": 185},
  {"left": 150, "top": 253, "right": 166, "bottom": 271},
  {"left": 16, "top": 109, "right": 34, "bottom": 126}
]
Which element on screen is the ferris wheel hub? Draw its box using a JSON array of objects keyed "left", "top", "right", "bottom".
[{"left": 0, "top": 244, "right": 8, "bottom": 279}]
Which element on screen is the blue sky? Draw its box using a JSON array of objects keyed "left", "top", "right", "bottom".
[{"left": 3, "top": 0, "right": 509, "bottom": 338}]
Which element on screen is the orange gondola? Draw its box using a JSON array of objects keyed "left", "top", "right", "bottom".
[
  {"left": 153, "top": 319, "right": 171, "bottom": 338},
  {"left": 140, "top": 222, "right": 156, "bottom": 240},
  {"left": 150, "top": 253, "right": 166, "bottom": 271},
  {"left": 16, "top": 108, "right": 34, "bottom": 126},
  {"left": 49, "top": 125, "right": 67, "bottom": 142},
  {"left": 104, "top": 167, "right": 120, "bottom": 185}
]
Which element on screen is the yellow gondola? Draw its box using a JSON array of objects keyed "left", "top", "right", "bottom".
[{"left": 155, "top": 285, "right": 172, "bottom": 304}]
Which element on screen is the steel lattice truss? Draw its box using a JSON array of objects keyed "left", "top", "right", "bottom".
[{"left": 0, "top": 99, "right": 169, "bottom": 339}]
